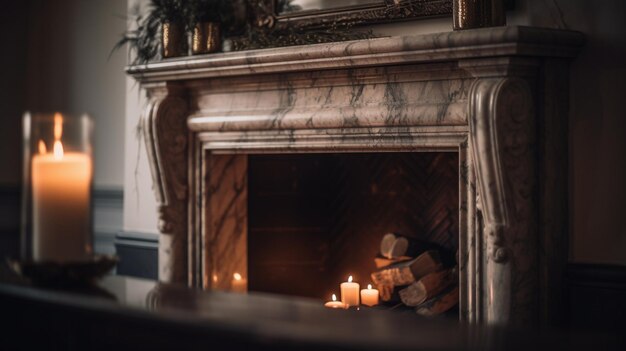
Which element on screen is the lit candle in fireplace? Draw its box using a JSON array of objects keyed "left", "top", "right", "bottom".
[
  {"left": 340, "top": 275, "right": 360, "bottom": 307},
  {"left": 360, "top": 284, "right": 379, "bottom": 306},
  {"left": 324, "top": 294, "right": 346, "bottom": 309},
  {"left": 231, "top": 272, "right": 247, "bottom": 293}
]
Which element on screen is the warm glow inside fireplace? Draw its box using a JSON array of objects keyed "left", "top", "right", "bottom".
[{"left": 246, "top": 152, "right": 459, "bottom": 309}]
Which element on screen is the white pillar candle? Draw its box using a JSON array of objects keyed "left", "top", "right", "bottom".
[
  {"left": 32, "top": 115, "right": 91, "bottom": 262},
  {"left": 324, "top": 294, "right": 346, "bottom": 309},
  {"left": 360, "top": 284, "right": 380, "bottom": 306},
  {"left": 231, "top": 272, "right": 247, "bottom": 293},
  {"left": 340, "top": 275, "right": 360, "bottom": 307}
]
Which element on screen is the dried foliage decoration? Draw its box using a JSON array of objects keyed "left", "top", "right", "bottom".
[
  {"left": 229, "top": 24, "right": 375, "bottom": 51},
  {"left": 113, "top": 0, "right": 188, "bottom": 65}
]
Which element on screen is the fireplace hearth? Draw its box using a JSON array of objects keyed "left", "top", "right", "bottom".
[{"left": 129, "top": 26, "right": 584, "bottom": 325}]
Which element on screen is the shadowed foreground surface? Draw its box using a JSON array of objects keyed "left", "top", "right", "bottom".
[{"left": 1, "top": 274, "right": 623, "bottom": 351}]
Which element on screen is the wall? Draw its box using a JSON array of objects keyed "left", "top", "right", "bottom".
[
  {"left": 120, "top": 0, "right": 626, "bottom": 266},
  {"left": 507, "top": 0, "right": 626, "bottom": 265},
  {"left": 0, "top": 2, "right": 29, "bottom": 186},
  {"left": 123, "top": 0, "right": 160, "bottom": 235},
  {"left": 119, "top": 0, "right": 160, "bottom": 278},
  {"left": 0, "top": 2, "right": 29, "bottom": 255},
  {"left": 548, "top": 0, "right": 626, "bottom": 265},
  {"left": 0, "top": 0, "right": 127, "bottom": 256},
  {"left": 123, "top": 0, "right": 160, "bottom": 236},
  {"left": 24, "top": 0, "right": 127, "bottom": 188}
]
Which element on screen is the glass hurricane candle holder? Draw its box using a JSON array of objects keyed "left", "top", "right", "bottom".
[{"left": 21, "top": 112, "right": 94, "bottom": 263}]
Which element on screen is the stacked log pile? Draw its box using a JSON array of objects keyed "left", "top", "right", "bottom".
[{"left": 371, "top": 233, "right": 459, "bottom": 316}]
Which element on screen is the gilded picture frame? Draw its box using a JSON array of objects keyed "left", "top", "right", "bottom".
[{"left": 247, "top": 0, "right": 453, "bottom": 29}]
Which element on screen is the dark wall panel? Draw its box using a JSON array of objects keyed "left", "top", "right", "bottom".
[{"left": 566, "top": 263, "right": 626, "bottom": 331}]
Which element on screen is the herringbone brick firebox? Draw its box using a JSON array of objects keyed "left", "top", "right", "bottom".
[{"left": 247, "top": 152, "right": 459, "bottom": 299}]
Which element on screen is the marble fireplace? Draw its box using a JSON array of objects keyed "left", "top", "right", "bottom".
[{"left": 128, "top": 26, "right": 584, "bottom": 325}]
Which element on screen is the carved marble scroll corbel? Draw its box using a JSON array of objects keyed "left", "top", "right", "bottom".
[
  {"left": 141, "top": 83, "right": 189, "bottom": 284},
  {"left": 469, "top": 77, "right": 537, "bottom": 325}
]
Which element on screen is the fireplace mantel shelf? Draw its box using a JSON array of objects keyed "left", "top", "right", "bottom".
[
  {"left": 127, "top": 26, "right": 583, "bottom": 83},
  {"left": 129, "top": 25, "right": 584, "bottom": 326}
]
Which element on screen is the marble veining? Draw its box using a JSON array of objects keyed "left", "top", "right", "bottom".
[
  {"left": 204, "top": 154, "right": 247, "bottom": 291},
  {"left": 131, "top": 26, "right": 584, "bottom": 326},
  {"left": 187, "top": 70, "right": 472, "bottom": 132},
  {"left": 128, "top": 26, "right": 584, "bottom": 83}
]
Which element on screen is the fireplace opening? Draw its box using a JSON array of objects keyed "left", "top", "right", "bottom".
[{"left": 247, "top": 152, "right": 459, "bottom": 311}]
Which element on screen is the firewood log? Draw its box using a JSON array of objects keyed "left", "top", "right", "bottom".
[
  {"left": 373, "top": 255, "right": 413, "bottom": 269},
  {"left": 371, "top": 250, "right": 442, "bottom": 288},
  {"left": 379, "top": 232, "right": 439, "bottom": 259},
  {"left": 415, "top": 285, "right": 459, "bottom": 316},
  {"left": 399, "top": 269, "right": 455, "bottom": 307}
]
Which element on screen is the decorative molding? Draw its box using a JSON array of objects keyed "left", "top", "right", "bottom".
[
  {"left": 469, "top": 78, "right": 534, "bottom": 263},
  {"left": 469, "top": 76, "right": 537, "bottom": 324},
  {"left": 93, "top": 187, "right": 124, "bottom": 204},
  {"left": 129, "top": 27, "right": 583, "bottom": 326},
  {"left": 141, "top": 83, "right": 189, "bottom": 284},
  {"left": 127, "top": 26, "right": 584, "bottom": 84},
  {"left": 115, "top": 231, "right": 159, "bottom": 280},
  {"left": 264, "top": 0, "right": 452, "bottom": 30},
  {"left": 93, "top": 187, "right": 124, "bottom": 257}
]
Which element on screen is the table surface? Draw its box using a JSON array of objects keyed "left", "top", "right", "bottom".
[{"left": 0, "top": 270, "right": 623, "bottom": 351}]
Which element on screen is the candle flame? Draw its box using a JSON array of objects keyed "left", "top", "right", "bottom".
[
  {"left": 52, "top": 113, "right": 64, "bottom": 159},
  {"left": 233, "top": 273, "right": 242, "bottom": 281},
  {"left": 368, "top": 284, "right": 372, "bottom": 290},
  {"left": 53, "top": 140, "right": 64, "bottom": 159},
  {"left": 38, "top": 140, "right": 47, "bottom": 155},
  {"left": 53, "top": 113, "right": 63, "bottom": 140},
  {"left": 348, "top": 275, "right": 353, "bottom": 283},
  {"left": 332, "top": 294, "right": 337, "bottom": 302}
]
